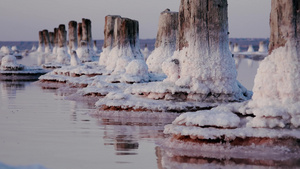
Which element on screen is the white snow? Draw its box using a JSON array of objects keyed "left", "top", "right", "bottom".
[
  {"left": 172, "top": 107, "right": 241, "bottom": 128},
  {"left": 1, "top": 55, "right": 24, "bottom": 70},
  {"left": 56, "top": 47, "right": 70, "bottom": 64},
  {"left": 159, "top": 42, "right": 248, "bottom": 102},
  {"left": 146, "top": 10, "right": 177, "bottom": 74},
  {"left": 142, "top": 46, "right": 150, "bottom": 61},
  {"left": 76, "top": 45, "right": 92, "bottom": 62},
  {"left": 147, "top": 46, "right": 176, "bottom": 74},
  {"left": 233, "top": 43, "right": 240, "bottom": 53},
  {"left": 70, "top": 50, "right": 82, "bottom": 66},
  {"left": 1, "top": 46, "right": 11, "bottom": 55},
  {"left": 247, "top": 45, "right": 254, "bottom": 53},
  {"left": 258, "top": 41, "right": 268, "bottom": 53},
  {"left": 164, "top": 39, "right": 300, "bottom": 142}
]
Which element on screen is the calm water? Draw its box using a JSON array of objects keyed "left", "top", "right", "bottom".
[
  {"left": 0, "top": 81, "right": 177, "bottom": 169},
  {"left": 2, "top": 56, "right": 292, "bottom": 169}
]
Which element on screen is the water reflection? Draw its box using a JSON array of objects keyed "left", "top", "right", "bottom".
[
  {"left": 156, "top": 146, "right": 300, "bottom": 169},
  {"left": 235, "top": 57, "right": 261, "bottom": 90},
  {"left": 0, "top": 81, "right": 26, "bottom": 99},
  {"left": 91, "top": 111, "right": 178, "bottom": 157}
]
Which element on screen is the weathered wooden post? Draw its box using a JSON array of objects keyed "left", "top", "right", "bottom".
[
  {"left": 146, "top": 9, "right": 178, "bottom": 74},
  {"left": 269, "top": 0, "right": 300, "bottom": 54},
  {"left": 43, "top": 29, "right": 52, "bottom": 53},
  {"left": 56, "top": 24, "right": 69, "bottom": 64},
  {"left": 52, "top": 28, "right": 58, "bottom": 54},
  {"left": 58, "top": 24, "right": 67, "bottom": 48},
  {"left": 68, "top": 21, "right": 78, "bottom": 52},
  {"left": 77, "top": 22, "right": 83, "bottom": 48},
  {"left": 252, "top": 0, "right": 300, "bottom": 106},
  {"left": 162, "top": 0, "right": 243, "bottom": 101},
  {"left": 99, "top": 15, "right": 120, "bottom": 66},
  {"left": 106, "top": 16, "right": 143, "bottom": 72},
  {"left": 247, "top": 44, "right": 254, "bottom": 52},
  {"left": 93, "top": 40, "right": 98, "bottom": 53},
  {"left": 258, "top": 41, "right": 268, "bottom": 53},
  {"left": 82, "top": 18, "right": 92, "bottom": 48},
  {"left": 49, "top": 32, "right": 55, "bottom": 49},
  {"left": 37, "top": 31, "right": 44, "bottom": 52},
  {"left": 98, "top": 15, "right": 148, "bottom": 82},
  {"left": 76, "top": 19, "right": 93, "bottom": 62},
  {"left": 233, "top": 43, "right": 240, "bottom": 53}
]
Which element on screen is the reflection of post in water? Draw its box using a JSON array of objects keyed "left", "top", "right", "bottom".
[
  {"left": 1, "top": 81, "right": 26, "bottom": 99},
  {"left": 93, "top": 113, "right": 177, "bottom": 156},
  {"left": 156, "top": 146, "right": 300, "bottom": 168},
  {"left": 114, "top": 135, "right": 139, "bottom": 155}
]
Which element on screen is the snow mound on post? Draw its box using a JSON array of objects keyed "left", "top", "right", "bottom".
[
  {"left": 146, "top": 9, "right": 178, "bottom": 74},
  {"left": 98, "top": 15, "right": 149, "bottom": 83}
]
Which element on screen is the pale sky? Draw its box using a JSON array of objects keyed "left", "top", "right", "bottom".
[{"left": 0, "top": 0, "right": 271, "bottom": 41}]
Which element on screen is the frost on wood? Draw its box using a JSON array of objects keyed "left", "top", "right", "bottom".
[
  {"left": 146, "top": 9, "right": 178, "bottom": 74},
  {"left": 77, "top": 22, "right": 83, "bottom": 47},
  {"left": 53, "top": 28, "right": 59, "bottom": 54},
  {"left": 161, "top": 0, "right": 247, "bottom": 102},
  {"left": 56, "top": 24, "right": 69, "bottom": 64},
  {"left": 43, "top": 30, "right": 52, "bottom": 53},
  {"left": 99, "top": 15, "right": 120, "bottom": 66},
  {"left": 76, "top": 18, "right": 93, "bottom": 62},
  {"left": 258, "top": 41, "right": 268, "bottom": 53},
  {"left": 82, "top": 18, "right": 93, "bottom": 49},
  {"left": 98, "top": 15, "right": 148, "bottom": 83},
  {"left": 37, "top": 31, "right": 44, "bottom": 52},
  {"left": 248, "top": 0, "right": 300, "bottom": 129},
  {"left": 269, "top": 0, "right": 300, "bottom": 54},
  {"left": 164, "top": 0, "right": 300, "bottom": 148},
  {"left": 68, "top": 21, "right": 78, "bottom": 52},
  {"left": 49, "top": 32, "right": 55, "bottom": 48}
]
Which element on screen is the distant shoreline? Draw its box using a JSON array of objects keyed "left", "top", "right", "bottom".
[{"left": 0, "top": 38, "right": 268, "bottom": 52}]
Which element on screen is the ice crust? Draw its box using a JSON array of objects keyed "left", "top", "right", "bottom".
[
  {"left": 164, "top": 40, "right": 300, "bottom": 141},
  {"left": 172, "top": 107, "right": 241, "bottom": 128},
  {"left": 146, "top": 10, "right": 178, "bottom": 74},
  {"left": 1, "top": 55, "right": 24, "bottom": 70}
]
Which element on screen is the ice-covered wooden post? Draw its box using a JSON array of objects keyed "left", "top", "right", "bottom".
[
  {"left": 245, "top": 0, "right": 300, "bottom": 130},
  {"left": 163, "top": 0, "right": 300, "bottom": 146},
  {"left": 233, "top": 43, "right": 240, "bottom": 53},
  {"left": 162, "top": 0, "right": 243, "bottom": 101},
  {"left": 104, "top": 16, "right": 119, "bottom": 49},
  {"left": 258, "top": 41, "right": 268, "bottom": 53},
  {"left": 42, "top": 29, "right": 52, "bottom": 53},
  {"left": 49, "top": 32, "right": 54, "bottom": 48},
  {"left": 37, "top": 31, "right": 44, "bottom": 52},
  {"left": 82, "top": 18, "right": 92, "bottom": 48},
  {"left": 93, "top": 40, "right": 98, "bottom": 53},
  {"left": 146, "top": 9, "right": 178, "bottom": 74},
  {"left": 76, "top": 18, "right": 93, "bottom": 62},
  {"left": 77, "top": 22, "right": 82, "bottom": 48},
  {"left": 56, "top": 24, "right": 69, "bottom": 64},
  {"left": 99, "top": 15, "right": 120, "bottom": 66},
  {"left": 107, "top": 16, "right": 143, "bottom": 72},
  {"left": 58, "top": 24, "right": 67, "bottom": 48},
  {"left": 98, "top": 15, "right": 148, "bottom": 82},
  {"left": 252, "top": 0, "right": 300, "bottom": 106},
  {"left": 53, "top": 28, "right": 59, "bottom": 54},
  {"left": 68, "top": 21, "right": 78, "bottom": 51},
  {"left": 269, "top": 0, "right": 300, "bottom": 54}
]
